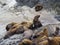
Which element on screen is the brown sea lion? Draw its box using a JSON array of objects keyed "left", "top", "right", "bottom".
[
  {"left": 6, "top": 22, "right": 17, "bottom": 31},
  {"left": 29, "top": 15, "right": 42, "bottom": 30},
  {"left": 31, "top": 28, "right": 48, "bottom": 45},
  {"left": 32, "top": 28, "right": 48, "bottom": 39},
  {"left": 4, "top": 24, "right": 26, "bottom": 39}
]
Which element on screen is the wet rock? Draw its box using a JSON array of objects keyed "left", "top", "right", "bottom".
[{"left": 23, "top": 30, "right": 33, "bottom": 39}]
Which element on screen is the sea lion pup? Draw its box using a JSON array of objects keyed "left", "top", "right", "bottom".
[
  {"left": 31, "top": 28, "right": 48, "bottom": 45},
  {"left": 19, "top": 39, "right": 33, "bottom": 45},
  {"left": 35, "top": 4, "right": 43, "bottom": 12},
  {"left": 6, "top": 22, "right": 17, "bottom": 31},
  {"left": 29, "top": 15, "right": 42, "bottom": 30},
  {"left": 48, "top": 37, "right": 60, "bottom": 45},
  {"left": 4, "top": 24, "right": 27, "bottom": 39},
  {"left": 32, "top": 28, "right": 48, "bottom": 39},
  {"left": 52, "top": 27, "right": 60, "bottom": 36}
]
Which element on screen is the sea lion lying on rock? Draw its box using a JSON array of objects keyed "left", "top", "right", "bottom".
[
  {"left": 4, "top": 25, "right": 25, "bottom": 39},
  {"left": 6, "top": 21, "right": 32, "bottom": 31},
  {"left": 32, "top": 28, "right": 48, "bottom": 39},
  {"left": 4, "top": 23, "right": 33, "bottom": 39}
]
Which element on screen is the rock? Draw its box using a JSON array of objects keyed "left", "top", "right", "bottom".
[
  {"left": 0, "top": 34, "right": 23, "bottom": 45},
  {"left": 23, "top": 30, "right": 33, "bottom": 39}
]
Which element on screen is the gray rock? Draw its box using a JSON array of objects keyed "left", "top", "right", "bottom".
[{"left": 23, "top": 30, "right": 33, "bottom": 39}]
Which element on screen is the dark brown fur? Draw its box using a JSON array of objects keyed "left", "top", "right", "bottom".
[
  {"left": 4, "top": 24, "right": 25, "bottom": 39},
  {"left": 29, "top": 15, "right": 42, "bottom": 30}
]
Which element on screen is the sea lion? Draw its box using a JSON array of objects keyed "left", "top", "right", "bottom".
[
  {"left": 6, "top": 22, "right": 17, "bottom": 31},
  {"left": 29, "top": 15, "right": 42, "bottom": 30}
]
